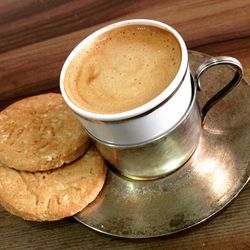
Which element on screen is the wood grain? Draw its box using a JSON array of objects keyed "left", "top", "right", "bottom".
[
  {"left": 0, "top": 0, "right": 162, "bottom": 53},
  {"left": 1, "top": 0, "right": 250, "bottom": 108},
  {"left": 0, "top": 0, "right": 249, "bottom": 249}
]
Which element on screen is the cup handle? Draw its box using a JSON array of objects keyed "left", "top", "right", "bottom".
[{"left": 194, "top": 56, "right": 243, "bottom": 122}]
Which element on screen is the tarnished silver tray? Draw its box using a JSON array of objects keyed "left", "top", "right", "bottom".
[{"left": 75, "top": 50, "right": 250, "bottom": 238}]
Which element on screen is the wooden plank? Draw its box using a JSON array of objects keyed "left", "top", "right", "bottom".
[
  {"left": 0, "top": 0, "right": 249, "bottom": 249},
  {"left": 0, "top": 0, "right": 162, "bottom": 53},
  {"left": 1, "top": 1, "right": 250, "bottom": 108}
]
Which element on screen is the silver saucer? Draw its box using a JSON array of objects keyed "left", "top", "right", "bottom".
[{"left": 75, "top": 51, "right": 250, "bottom": 238}]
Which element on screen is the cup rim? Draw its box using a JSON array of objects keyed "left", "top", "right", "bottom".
[{"left": 60, "top": 19, "right": 188, "bottom": 121}]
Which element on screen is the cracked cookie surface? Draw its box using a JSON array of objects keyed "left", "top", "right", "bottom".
[
  {"left": 0, "top": 93, "right": 89, "bottom": 171},
  {"left": 0, "top": 146, "right": 107, "bottom": 221}
]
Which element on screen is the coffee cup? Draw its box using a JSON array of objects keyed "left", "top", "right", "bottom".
[{"left": 60, "top": 19, "right": 243, "bottom": 180}]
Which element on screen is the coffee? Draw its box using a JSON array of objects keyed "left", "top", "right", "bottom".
[{"left": 64, "top": 25, "right": 182, "bottom": 114}]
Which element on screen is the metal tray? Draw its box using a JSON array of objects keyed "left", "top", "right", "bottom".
[{"left": 75, "top": 50, "right": 250, "bottom": 238}]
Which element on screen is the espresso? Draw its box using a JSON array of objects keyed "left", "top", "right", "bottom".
[{"left": 64, "top": 25, "right": 182, "bottom": 114}]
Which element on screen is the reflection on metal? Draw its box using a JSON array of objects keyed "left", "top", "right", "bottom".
[
  {"left": 75, "top": 51, "right": 250, "bottom": 238},
  {"left": 94, "top": 80, "right": 201, "bottom": 180},
  {"left": 193, "top": 141, "right": 234, "bottom": 198}
]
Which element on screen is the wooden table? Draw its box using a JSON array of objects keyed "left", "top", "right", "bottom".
[{"left": 0, "top": 1, "right": 249, "bottom": 249}]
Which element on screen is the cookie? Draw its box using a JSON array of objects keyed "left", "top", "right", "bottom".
[
  {"left": 0, "top": 146, "right": 107, "bottom": 221},
  {"left": 0, "top": 93, "right": 89, "bottom": 172}
]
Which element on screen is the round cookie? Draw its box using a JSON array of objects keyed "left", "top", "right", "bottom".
[
  {"left": 0, "top": 93, "right": 89, "bottom": 172},
  {"left": 0, "top": 146, "right": 107, "bottom": 221}
]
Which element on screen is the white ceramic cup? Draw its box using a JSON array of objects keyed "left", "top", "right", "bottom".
[{"left": 60, "top": 19, "right": 192, "bottom": 145}]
